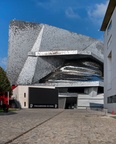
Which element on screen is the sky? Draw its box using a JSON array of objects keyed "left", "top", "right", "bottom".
[{"left": 0, "top": 0, "right": 109, "bottom": 69}]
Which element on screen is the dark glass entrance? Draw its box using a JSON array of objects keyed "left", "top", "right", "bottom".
[{"left": 65, "top": 97, "right": 77, "bottom": 109}]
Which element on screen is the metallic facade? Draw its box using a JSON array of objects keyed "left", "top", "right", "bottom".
[
  {"left": 7, "top": 20, "right": 103, "bottom": 86},
  {"left": 7, "top": 20, "right": 104, "bottom": 108}
]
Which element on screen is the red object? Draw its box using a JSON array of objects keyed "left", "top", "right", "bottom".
[
  {"left": 0, "top": 95, "right": 9, "bottom": 105},
  {"left": 12, "top": 85, "right": 17, "bottom": 90},
  {"left": 0, "top": 84, "right": 17, "bottom": 110},
  {"left": 112, "top": 110, "right": 115, "bottom": 115},
  {"left": 0, "top": 95, "right": 9, "bottom": 112}
]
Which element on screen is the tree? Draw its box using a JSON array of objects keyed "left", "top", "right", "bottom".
[{"left": 0, "top": 67, "right": 12, "bottom": 95}]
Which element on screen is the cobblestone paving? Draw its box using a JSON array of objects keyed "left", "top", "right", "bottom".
[
  {"left": 0, "top": 109, "right": 63, "bottom": 144},
  {"left": 0, "top": 109, "right": 116, "bottom": 144}
]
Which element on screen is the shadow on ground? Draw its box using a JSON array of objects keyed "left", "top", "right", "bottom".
[{"left": 0, "top": 111, "right": 17, "bottom": 116}]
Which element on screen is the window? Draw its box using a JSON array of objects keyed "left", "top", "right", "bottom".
[
  {"left": 107, "top": 51, "right": 112, "bottom": 90},
  {"left": 113, "top": 96, "right": 116, "bottom": 103},
  {"left": 24, "top": 102, "right": 26, "bottom": 107},
  {"left": 107, "top": 20, "right": 112, "bottom": 35},
  {"left": 24, "top": 93, "right": 26, "bottom": 98},
  {"left": 107, "top": 96, "right": 113, "bottom": 103},
  {"left": 107, "top": 95, "right": 116, "bottom": 103},
  {"left": 107, "top": 35, "right": 112, "bottom": 48}
]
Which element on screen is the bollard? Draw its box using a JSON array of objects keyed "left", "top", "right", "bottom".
[
  {"left": 86, "top": 107, "right": 87, "bottom": 111},
  {"left": 104, "top": 108, "right": 107, "bottom": 115}
]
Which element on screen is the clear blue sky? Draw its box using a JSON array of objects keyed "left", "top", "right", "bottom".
[{"left": 0, "top": 0, "right": 109, "bottom": 69}]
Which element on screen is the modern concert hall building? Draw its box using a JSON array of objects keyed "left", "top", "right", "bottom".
[{"left": 7, "top": 20, "right": 104, "bottom": 109}]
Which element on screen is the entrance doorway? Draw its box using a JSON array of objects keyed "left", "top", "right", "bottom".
[{"left": 65, "top": 97, "right": 77, "bottom": 109}]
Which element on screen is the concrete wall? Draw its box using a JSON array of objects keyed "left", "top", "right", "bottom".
[
  {"left": 84, "top": 87, "right": 98, "bottom": 97},
  {"left": 78, "top": 93, "right": 104, "bottom": 109},
  {"left": 104, "top": 7, "right": 116, "bottom": 112},
  {"left": 58, "top": 98, "right": 66, "bottom": 109},
  {"left": 106, "top": 103, "right": 116, "bottom": 113}
]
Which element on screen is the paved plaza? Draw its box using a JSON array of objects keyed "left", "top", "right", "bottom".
[{"left": 0, "top": 109, "right": 116, "bottom": 144}]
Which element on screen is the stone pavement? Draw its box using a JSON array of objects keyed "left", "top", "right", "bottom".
[{"left": 0, "top": 109, "right": 116, "bottom": 144}]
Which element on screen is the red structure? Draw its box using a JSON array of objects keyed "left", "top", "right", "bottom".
[
  {"left": 12, "top": 85, "right": 17, "bottom": 90},
  {"left": 0, "top": 85, "right": 17, "bottom": 112},
  {"left": 0, "top": 93, "right": 9, "bottom": 112}
]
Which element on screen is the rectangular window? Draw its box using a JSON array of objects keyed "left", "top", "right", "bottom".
[
  {"left": 107, "top": 95, "right": 116, "bottom": 103},
  {"left": 107, "top": 96, "right": 113, "bottom": 103},
  {"left": 24, "top": 93, "right": 26, "bottom": 98},
  {"left": 113, "top": 96, "right": 116, "bottom": 103},
  {"left": 107, "top": 51, "right": 112, "bottom": 90},
  {"left": 24, "top": 102, "right": 26, "bottom": 107},
  {"left": 107, "top": 20, "right": 112, "bottom": 35},
  {"left": 107, "top": 35, "right": 112, "bottom": 48}
]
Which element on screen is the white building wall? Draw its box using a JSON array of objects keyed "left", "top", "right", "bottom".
[
  {"left": 12, "top": 86, "right": 28, "bottom": 108},
  {"left": 18, "top": 86, "right": 29, "bottom": 108},
  {"left": 104, "top": 7, "right": 116, "bottom": 112},
  {"left": 78, "top": 94, "right": 104, "bottom": 109},
  {"left": 12, "top": 86, "right": 19, "bottom": 101}
]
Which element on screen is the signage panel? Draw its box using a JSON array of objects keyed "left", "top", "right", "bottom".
[{"left": 29, "top": 87, "right": 58, "bottom": 108}]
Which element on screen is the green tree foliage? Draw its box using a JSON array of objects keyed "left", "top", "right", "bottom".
[{"left": 0, "top": 67, "right": 12, "bottom": 94}]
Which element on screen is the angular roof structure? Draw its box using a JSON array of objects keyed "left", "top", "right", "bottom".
[{"left": 7, "top": 20, "right": 104, "bottom": 86}]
